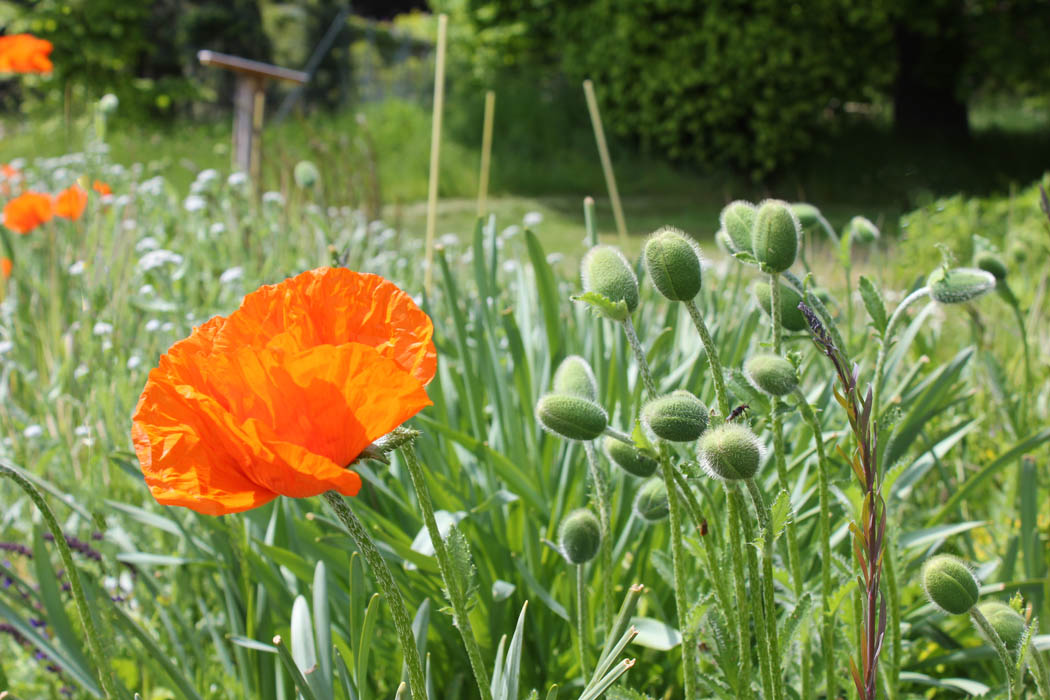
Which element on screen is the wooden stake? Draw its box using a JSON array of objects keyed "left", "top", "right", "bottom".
[
  {"left": 477, "top": 90, "right": 496, "bottom": 218},
  {"left": 583, "top": 79, "right": 628, "bottom": 245},
  {"left": 423, "top": 14, "right": 448, "bottom": 295}
]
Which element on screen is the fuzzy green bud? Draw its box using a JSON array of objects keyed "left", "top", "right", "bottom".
[
  {"left": 847, "top": 216, "right": 880, "bottom": 244},
  {"left": 974, "top": 252, "right": 1007, "bottom": 281},
  {"left": 558, "top": 508, "right": 601, "bottom": 565},
  {"left": 752, "top": 199, "right": 800, "bottom": 272},
  {"left": 633, "top": 478, "right": 669, "bottom": 522},
  {"left": 641, "top": 390, "right": 709, "bottom": 442},
  {"left": 294, "top": 161, "right": 320, "bottom": 189},
  {"left": 552, "top": 355, "right": 599, "bottom": 402},
  {"left": 98, "top": 93, "right": 119, "bottom": 116},
  {"left": 603, "top": 436, "right": 659, "bottom": 478},
  {"left": 927, "top": 267, "right": 996, "bottom": 304},
  {"left": 922, "top": 554, "right": 979, "bottom": 615},
  {"left": 698, "top": 423, "right": 761, "bottom": 482},
  {"left": 536, "top": 394, "right": 607, "bottom": 441},
  {"left": 976, "top": 601, "right": 1026, "bottom": 651},
  {"left": 643, "top": 227, "right": 703, "bottom": 301},
  {"left": 754, "top": 281, "right": 807, "bottom": 332},
  {"left": 792, "top": 203, "right": 822, "bottom": 231},
  {"left": 720, "top": 200, "right": 757, "bottom": 254},
  {"left": 745, "top": 353, "right": 798, "bottom": 397},
  {"left": 582, "top": 245, "right": 639, "bottom": 313}
]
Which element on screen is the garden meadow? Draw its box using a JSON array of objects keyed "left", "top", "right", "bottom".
[{"left": 1, "top": 24, "right": 1050, "bottom": 700}]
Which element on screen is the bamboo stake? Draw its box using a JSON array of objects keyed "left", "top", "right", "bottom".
[
  {"left": 583, "top": 80, "right": 628, "bottom": 245},
  {"left": 424, "top": 13, "right": 448, "bottom": 294},
  {"left": 477, "top": 90, "right": 495, "bottom": 218}
]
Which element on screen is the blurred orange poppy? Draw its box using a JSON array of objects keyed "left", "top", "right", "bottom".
[
  {"left": 132, "top": 267, "right": 437, "bottom": 515},
  {"left": 92, "top": 180, "right": 111, "bottom": 196},
  {"left": 53, "top": 184, "right": 87, "bottom": 220},
  {"left": 3, "top": 191, "right": 52, "bottom": 234},
  {"left": 0, "top": 257, "right": 11, "bottom": 279},
  {"left": 0, "top": 165, "right": 19, "bottom": 196},
  {"left": 0, "top": 34, "right": 53, "bottom": 74}
]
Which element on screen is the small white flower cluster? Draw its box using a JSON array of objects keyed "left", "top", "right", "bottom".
[{"left": 138, "top": 249, "right": 184, "bottom": 272}]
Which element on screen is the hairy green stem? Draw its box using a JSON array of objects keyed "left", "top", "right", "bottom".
[
  {"left": 872, "top": 286, "right": 930, "bottom": 418},
  {"left": 584, "top": 441, "right": 615, "bottom": 629},
  {"left": 623, "top": 313, "right": 698, "bottom": 698},
  {"left": 745, "top": 476, "right": 784, "bottom": 700},
  {"left": 399, "top": 449, "right": 493, "bottom": 700},
  {"left": 883, "top": 537, "right": 901, "bottom": 700},
  {"left": 577, "top": 564, "right": 589, "bottom": 680},
  {"left": 737, "top": 486, "right": 775, "bottom": 700},
  {"left": 726, "top": 484, "right": 753, "bottom": 700},
  {"left": 794, "top": 392, "right": 836, "bottom": 700},
  {"left": 683, "top": 299, "right": 729, "bottom": 419},
  {"left": 1030, "top": 625, "right": 1050, "bottom": 700},
  {"left": 1, "top": 464, "right": 117, "bottom": 698},
  {"left": 322, "top": 491, "right": 427, "bottom": 699},
  {"left": 971, "top": 606, "right": 1020, "bottom": 700}
]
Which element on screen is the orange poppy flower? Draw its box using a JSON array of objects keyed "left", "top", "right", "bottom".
[
  {"left": 0, "top": 257, "right": 11, "bottom": 280},
  {"left": 132, "top": 267, "right": 437, "bottom": 515},
  {"left": 92, "top": 180, "right": 112, "bottom": 196},
  {"left": 3, "top": 191, "right": 53, "bottom": 234},
  {"left": 0, "top": 164, "right": 20, "bottom": 197},
  {"left": 53, "top": 184, "right": 88, "bottom": 220},
  {"left": 0, "top": 34, "right": 53, "bottom": 74}
]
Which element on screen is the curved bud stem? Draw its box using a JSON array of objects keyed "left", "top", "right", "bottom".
[
  {"left": 970, "top": 606, "right": 1020, "bottom": 700},
  {"left": 584, "top": 441, "right": 615, "bottom": 629},
  {"left": 872, "top": 286, "right": 930, "bottom": 418},
  {"left": 683, "top": 299, "right": 729, "bottom": 421}
]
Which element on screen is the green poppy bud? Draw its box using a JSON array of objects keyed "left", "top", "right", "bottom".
[
  {"left": 847, "top": 216, "right": 880, "bottom": 244},
  {"left": 603, "top": 435, "right": 659, "bottom": 478},
  {"left": 558, "top": 508, "right": 601, "bottom": 565},
  {"left": 976, "top": 601, "right": 1026, "bottom": 651},
  {"left": 792, "top": 203, "right": 822, "bottom": 231},
  {"left": 1008, "top": 241, "right": 1027, "bottom": 265},
  {"left": 974, "top": 252, "right": 1007, "bottom": 281},
  {"left": 98, "top": 93, "right": 119, "bottom": 116},
  {"left": 552, "top": 355, "right": 599, "bottom": 402},
  {"left": 754, "top": 281, "right": 807, "bottom": 332},
  {"left": 752, "top": 199, "right": 799, "bottom": 272},
  {"left": 927, "top": 268, "right": 996, "bottom": 304},
  {"left": 582, "top": 245, "right": 639, "bottom": 313},
  {"left": 698, "top": 423, "right": 762, "bottom": 482},
  {"left": 633, "top": 478, "right": 669, "bottom": 522},
  {"left": 922, "top": 554, "right": 979, "bottom": 615},
  {"left": 644, "top": 227, "right": 703, "bottom": 301},
  {"left": 720, "top": 200, "right": 757, "bottom": 254},
  {"left": 745, "top": 353, "right": 798, "bottom": 397},
  {"left": 641, "top": 390, "right": 709, "bottom": 442},
  {"left": 294, "top": 161, "right": 320, "bottom": 189},
  {"left": 536, "top": 394, "right": 607, "bottom": 441}
]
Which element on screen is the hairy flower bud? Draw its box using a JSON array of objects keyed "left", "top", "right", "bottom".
[
  {"left": 98, "top": 93, "right": 119, "bottom": 116},
  {"left": 720, "top": 200, "right": 757, "bottom": 254},
  {"left": 922, "top": 554, "right": 979, "bottom": 615},
  {"left": 603, "top": 436, "right": 658, "bottom": 477},
  {"left": 641, "top": 390, "right": 709, "bottom": 442},
  {"left": 974, "top": 252, "right": 1007, "bottom": 282},
  {"left": 536, "top": 394, "right": 607, "bottom": 441},
  {"left": 754, "top": 281, "right": 807, "bottom": 331},
  {"left": 847, "top": 216, "right": 880, "bottom": 244},
  {"left": 552, "top": 355, "right": 599, "bottom": 402},
  {"left": 752, "top": 199, "right": 799, "bottom": 272},
  {"left": 792, "top": 203, "right": 821, "bottom": 231},
  {"left": 294, "top": 161, "right": 320, "bottom": 189},
  {"left": 643, "top": 227, "right": 703, "bottom": 301},
  {"left": 582, "top": 245, "right": 639, "bottom": 313},
  {"left": 633, "top": 478, "right": 669, "bottom": 522},
  {"left": 927, "top": 268, "right": 996, "bottom": 304},
  {"left": 698, "top": 423, "right": 761, "bottom": 481},
  {"left": 745, "top": 353, "right": 798, "bottom": 397},
  {"left": 558, "top": 508, "right": 601, "bottom": 565},
  {"left": 976, "top": 601, "right": 1025, "bottom": 651}
]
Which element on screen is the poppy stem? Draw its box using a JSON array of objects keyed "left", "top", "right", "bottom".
[
  {"left": 398, "top": 448, "right": 494, "bottom": 700},
  {"left": 0, "top": 463, "right": 117, "bottom": 698},
  {"left": 322, "top": 491, "right": 427, "bottom": 700}
]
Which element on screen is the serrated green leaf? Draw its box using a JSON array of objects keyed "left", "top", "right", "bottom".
[
  {"left": 858, "top": 276, "right": 887, "bottom": 334},
  {"left": 769, "top": 489, "right": 793, "bottom": 541},
  {"left": 445, "top": 524, "right": 478, "bottom": 607},
  {"left": 572, "top": 291, "right": 629, "bottom": 322}
]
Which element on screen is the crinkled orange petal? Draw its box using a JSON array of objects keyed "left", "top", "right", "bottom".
[
  {"left": 215, "top": 268, "right": 437, "bottom": 385},
  {"left": 132, "top": 310, "right": 432, "bottom": 515},
  {"left": 0, "top": 35, "right": 52, "bottom": 74},
  {"left": 3, "top": 191, "right": 52, "bottom": 234},
  {"left": 92, "top": 180, "right": 111, "bottom": 196},
  {"left": 53, "top": 185, "right": 88, "bottom": 220},
  {"left": 0, "top": 257, "right": 11, "bottom": 280}
]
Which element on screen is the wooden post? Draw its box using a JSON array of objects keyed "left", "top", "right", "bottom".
[
  {"left": 198, "top": 51, "right": 307, "bottom": 179},
  {"left": 477, "top": 90, "right": 495, "bottom": 218},
  {"left": 423, "top": 14, "right": 448, "bottom": 295},
  {"left": 583, "top": 79, "right": 628, "bottom": 246}
]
